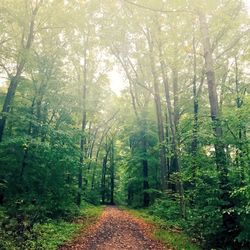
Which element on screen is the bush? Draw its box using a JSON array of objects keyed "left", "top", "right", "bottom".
[{"left": 148, "top": 198, "right": 181, "bottom": 225}]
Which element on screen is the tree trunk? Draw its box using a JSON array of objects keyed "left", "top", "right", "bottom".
[
  {"left": 159, "top": 47, "right": 185, "bottom": 217},
  {"left": 110, "top": 140, "right": 115, "bottom": 205},
  {"left": 101, "top": 156, "right": 107, "bottom": 204},
  {"left": 19, "top": 97, "right": 36, "bottom": 180},
  {"left": 0, "top": 77, "right": 19, "bottom": 141},
  {"left": 91, "top": 124, "right": 114, "bottom": 189},
  {"left": 164, "top": 112, "right": 171, "bottom": 181},
  {"left": 77, "top": 45, "right": 87, "bottom": 206},
  {"left": 191, "top": 33, "right": 199, "bottom": 181},
  {"left": 142, "top": 132, "right": 150, "bottom": 207},
  {"left": 0, "top": 2, "right": 42, "bottom": 142},
  {"left": 101, "top": 144, "right": 110, "bottom": 204},
  {"left": 159, "top": 56, "right": 179, "bottom": 181},
  {"left": 198, "top": 10, "right": 237, "bottom": 245},
  {"left": 148, "top": 38, "right": 166, "bottom": 190},
  {"left": 198, "top": 10, "right": 228, "bottom": 185},
  {"left": 172, "top": 68, "right": 179, "bottom": 130},
  {"left": 234, "top": 57, "right": 246, "bottom": 183}
]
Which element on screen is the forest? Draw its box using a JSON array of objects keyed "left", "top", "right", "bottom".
[{"left": 0, "top": 0, "right": 249, "bottom": 249}]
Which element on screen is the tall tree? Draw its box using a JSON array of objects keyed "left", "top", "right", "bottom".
[{"left": 0, "top": 0, "right": 43, "bottom": 142}]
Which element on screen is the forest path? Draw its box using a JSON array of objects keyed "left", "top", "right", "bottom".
[{"left": 60, "top": 206, "right": 167, "bottom": 250}]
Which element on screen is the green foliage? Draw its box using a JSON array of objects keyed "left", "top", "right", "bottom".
[
  {"left": 148, "top": 198, "right": 182, "bottom": 226},
  {"left": 0, "top": 0, "right": 249, "bottom": 249},
  {"left": 21, "top": 221, "right": 80, "bottom": 250},
  {"left": 129, "top": 208, "right": 200, "bottom": 250},
  {"left": 79, "top": 202, "right": 104, "bottom": 218},
  {"left": 0, "top": 135, "right": 79, "bottom": 220},
  {"left": 0, "top": 203, "right": 104, "bottom": 250},
  {"left": 0, "top": 210, "right": 80, "bottom": 250},
  {"left": 232, "top": 181, "right": 250, "bottom": 246},
  {"left": 155, "top": 229, "right": 200, "bottom": 250}
]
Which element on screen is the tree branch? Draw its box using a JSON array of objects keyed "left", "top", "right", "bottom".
[{"left": 123, "top": 0, "right": 191, "bottom": 14}]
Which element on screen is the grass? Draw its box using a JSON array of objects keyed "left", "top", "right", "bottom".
[
  {"left": 128, "top": 209, "right": 201, "bottom": 250},
  {"left": 32, "top": 221, "right": 81, "bottom": 249},
  {"left": 34, "top": 203, "right": 105, "bottom": 249},
  {"left": 0, "top": 203, "right": 105, "bottom": 250}
]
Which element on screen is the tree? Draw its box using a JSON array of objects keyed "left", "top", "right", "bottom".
[{"left": 0, "top": 0, "right": 43, "bottom": 142}]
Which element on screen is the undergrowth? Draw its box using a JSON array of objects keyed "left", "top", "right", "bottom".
[
  {"left": 128, "top": 209, "right": 201, "bottom": 250},
  {"left": 0, "top": 202, "right": 104, "bottom": 250}
]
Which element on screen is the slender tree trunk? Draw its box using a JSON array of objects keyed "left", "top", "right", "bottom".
[
  {"left": 172, "top": 68, "right": 179, "bottom": 130},
  {"left": 87, "top": 127, "right": 98, "bottom": 171},
  {"left": 159, "top": 56, "right": 179, "bottom": 181},
  {"left": 198, "top": 10, "right": 228, "bottom": 184},
  {"left": 20, "top": 97, "right": 36, "bottom": 180},
  {"left": 165, "top": 112, "right": 171, "bottom": 181},
  {"left": 159, "top": 46, "right": 185, "bottom": 217},
  {"left": 101, "top": 156, "right": 107, "bottom": 204},
  {"left": 142, "top": 132, "right": 150, "bottom": 207},
  {"left": 20, "top": 147, "right": 28, "bottom": 179},
  {"left": 198, "top": 10, "right": 238, "bottom": 245},
  {"left": 234, "top": 57, "right": 245, "bottom": 183},
  {"left": 0, "top": 77, "right": 19, "bottom": 141},
  {"left": 77, "top": 89, "right": 87, "bottom": 206},
  {"left": 127, "top": 185, "right": 133, "bottom": 206},
  {"left": 101, "top": 143, "right": 110, "bottom": 204},
  {"left": 91, "top": 124, "right": 114, "bottom": 189},
  {"left": 77, "top": 45, "right": 87, "bottom": 206},
  {"left": 77, "top": 122, "right": 85, "bottom": 206},
  {"left": 148, "top": 37, "right": 166, "bottom": 190},
  {"left": 110, "top": 140, "right": 115, "bottom": 205},
  {"left": 191, "top": 33, "right": 199, "bottom": 181},
  {"left": 172, "top": 66, "right": 185, "bottom": 218}
]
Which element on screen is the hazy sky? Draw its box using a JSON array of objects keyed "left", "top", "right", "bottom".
[
  {"left": 245, "top": 0, "right": 250, "bottom": 11},
  {"left": 109, "top": 68, "right": 126, "bottom": 96},
  {"left": 1, "top": 1, "right": 250, "bottom": 95},
  {"left": 109, "top": 0, "right": 250, "bottom": 95}
]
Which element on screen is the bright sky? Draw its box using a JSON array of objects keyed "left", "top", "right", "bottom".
[
  {"left": 245, "top": 0, "right": 250, "bottom": 11},
  {"left": 108, "top": 67, "right": 126, "bottom": 96},
  {"left": 0, "top": 75, "right": 7, "bottom": 87},
  {"left": 0, "top": 70, "right": 126, "bottom": 96}
]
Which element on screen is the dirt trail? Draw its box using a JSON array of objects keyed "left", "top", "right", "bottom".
[{"left": 60, "top": 206, "right": 167, "bottom": 250}]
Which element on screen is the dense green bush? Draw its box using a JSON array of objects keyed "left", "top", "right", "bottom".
[
  {"left": 0, "top": 135, "right": 80, "bottom": 219},
  {"left": 0, "top": 203, "right": 103, "bottom": 250},
  {"left": 148, "top": 198, "right": 181, "bottom": 224}
]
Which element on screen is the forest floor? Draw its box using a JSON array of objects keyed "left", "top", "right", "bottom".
[{"left": 59, "top": 206, "right": 168, "bottom": 250}]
